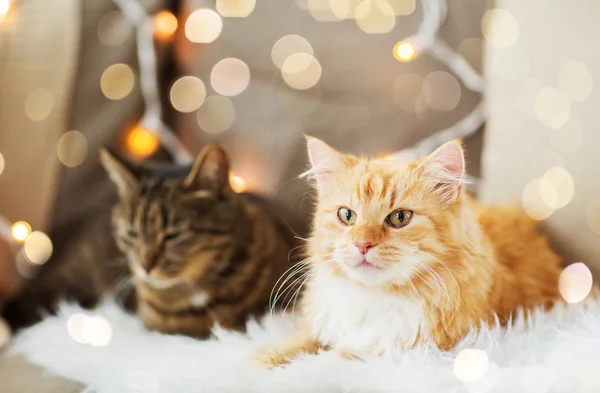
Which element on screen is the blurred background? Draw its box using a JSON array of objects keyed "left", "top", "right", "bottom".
[{"left": 0, "top": 0, "right": 599, "bottom": 343}]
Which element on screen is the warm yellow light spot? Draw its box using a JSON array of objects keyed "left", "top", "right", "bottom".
[
  {"left": 210, "top": 58, "right": 251, "bottom": 97},
  {"left": 101, "top": 64, "right": 135, "bottom": 101},
  {"left": 25, "top": 88, "right": 55, "bottom": 122},
  {"left": 559, "top": 263, "right": 593, "bottom": 304},
  {"left": 454, "top": 348, "right": 489, "bottom": 382},
  {"left": 229, "top": 173, "right": 247, "bottom": 193},
  {"left": 216, "top": 0, "right": 256, "bottom": 18},
  {"left": 558, "top": 60, "right": 593, "bottom": 102},
  {"left": 355, "top": 0, "right": 395, "bottom": 34},
  {"left": 126, "top": 125, "right": 160, "bottom": 159},
  {"left": 11, "top": 221, "right": 31, "bottom": 242},
  {"left": 23, "top": 231, "right": 53, "bottom": 265},
  {"left": 281, "top": 53, "right": 322, "bottom": 90},
  {"left": 522, "top": 179, "right": 555, "bottom": 221},
  {"left": 153, "top": 11, "right": 178, "bottom": 42},
  {"left": 481, "top": 9, "right": 519, "bottom": 48},
  {"left": 393, "top": 41, "right": 415, "bottom": 62},
  {"left": 271, "top": 35, "right": 314, "bottom": 70},
  {"left": 57, "top": 131, "right": 88, "bottom": 168},
  {"left": 0, "top": 0, "right": 10, "bottom": 23},
  {"left": 170, "top": 76, "right": 206, "bottom": 113},
  {"left": 196, "top": 95, "right": 236, "bottom": 134},
  {"left": 539, "top": 167, "right": 574, "bottom": 209},
  {"left": 185, "top": 9, "right": 223, "bottom": 43},
  {"left": 306, "top": 0, "right": 342, "bottom": 21}
]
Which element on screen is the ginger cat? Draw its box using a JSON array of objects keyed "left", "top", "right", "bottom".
[{"left": 252, "top": 137, "right": 562, "bottom": 367}]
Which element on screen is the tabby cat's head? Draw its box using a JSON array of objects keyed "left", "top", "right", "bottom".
[{"left": 100, "top": 144, "right": 246, "bottom": 287}]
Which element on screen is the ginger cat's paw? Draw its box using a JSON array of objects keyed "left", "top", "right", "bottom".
[{"left": 249, "top": 345, "right": 293, "bottom": 369}]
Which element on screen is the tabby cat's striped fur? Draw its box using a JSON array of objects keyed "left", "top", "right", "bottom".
[{"left": 100, "top": 144, "right": 298, "bottom": 338}]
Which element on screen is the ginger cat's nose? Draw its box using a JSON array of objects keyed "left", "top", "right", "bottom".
[{"left": 354, "top": 240, "right": 376, "bottom": 254}]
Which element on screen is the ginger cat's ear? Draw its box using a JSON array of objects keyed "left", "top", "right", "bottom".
[
  {"left": 99, "top": 148, "right": 139, "bottom": 198},
  {"left": 419, "top": 140, "right": 465, "bottom": 203},
  {"left": 184, "top": 143, "right": 230, "bottom": 195},
  {"left": 305, "top": 136, "right": 345, "bottom": 182}
]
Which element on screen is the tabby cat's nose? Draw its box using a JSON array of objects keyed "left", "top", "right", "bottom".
[{"left": 139, "top": 251, "right": 160, "bottom": 273}]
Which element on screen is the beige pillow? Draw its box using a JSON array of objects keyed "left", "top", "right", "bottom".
[{"left": 480, "top": 0, "right": 600, "bottom": 274}]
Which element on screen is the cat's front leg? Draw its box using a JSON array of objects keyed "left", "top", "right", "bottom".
[{"left": 249, "top": 329, "right": 322, "bottom": 368}]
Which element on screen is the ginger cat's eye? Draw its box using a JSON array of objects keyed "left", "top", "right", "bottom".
[
  {"left": 386, "top": 209, "right": 413, "bottom": 228},
  {"left": 337, "top": 207, "right": 357, "bottom": 226}
]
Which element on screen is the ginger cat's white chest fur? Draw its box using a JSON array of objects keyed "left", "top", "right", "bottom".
[{"left": 307, "top": 270, "right": 428, "bottom": 354}]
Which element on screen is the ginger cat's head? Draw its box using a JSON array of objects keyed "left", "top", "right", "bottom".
[{"left": 306, "top": 136, "right": 466, "bottom": 287}]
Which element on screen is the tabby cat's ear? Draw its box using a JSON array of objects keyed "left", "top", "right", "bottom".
[
  {"left": 419, "top": 139, "right": 465, "bottom": 203},
  {"left": 305, "top": 136, "right": 345, "bottom": 184},
  {"left": 99, "top": 148, "right": 139, "bottom": 198},
  {"left": 184, "top": 144, "right": 230, "bottom": 195}
]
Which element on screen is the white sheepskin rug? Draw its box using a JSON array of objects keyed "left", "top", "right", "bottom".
[{"left": 9, "top": 298, "right": 600, "bottom": 393}]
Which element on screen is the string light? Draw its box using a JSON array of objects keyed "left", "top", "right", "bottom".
[
  {"left": 126, "top": 124, "right": 160, "bottom": 159},
  {"left": 11, "top": 221, "right": 31, "bottom": 242},
  {"left": 153, "top": 10, "right": 178, "bottom": 42},
  {"left": 229, "top": 173, "right": 247, "bottom": 193},
  {"left": 393, "top": 41, "right": 415, "bottom": 62}
]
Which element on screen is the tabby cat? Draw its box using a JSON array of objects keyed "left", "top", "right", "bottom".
[
  {"left": 100, "top": 144, "right": 298, "bottom": 338},
  {"left": 252, "top": 137, "right": 563, "bottom": 367}
]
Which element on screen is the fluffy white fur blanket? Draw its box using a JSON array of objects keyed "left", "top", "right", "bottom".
[{"left": 8, "top": 298, "right": 600, "bottom": 393}]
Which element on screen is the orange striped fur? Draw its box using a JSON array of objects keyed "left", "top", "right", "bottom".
[{"left": 251, "top": 137, "right": 562, "bottom": 367}]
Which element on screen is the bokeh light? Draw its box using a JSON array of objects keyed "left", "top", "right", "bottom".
[
  {"left": 97, "top": 11, "right": 132, "bottom": 46},
  {"left": 23, "top": 231, "right": 53, "bottom": 265},
  {"left": 0, "top": 152, "right": 4, "bottom": 176},
  {"left": 196, "top": 95, "right": 236, "bottom": 134},
  {"left": 67, "top": 313, "right": 89, "bottom": 344},
  {"left": 0, "top": 0, "right": 11, "bottom": 23},
  {"left": 229, "top": 173, "right": 247, "bottom": 193},
  {"left": 481, "top": 9, "right": 519, "bottom": 48},
  {"left": 534, "top": 87, "right": 570, "bottom": 129},
  {"left": 101, "top": 64, "right": 135, "bottom": 101},
  {"left": 169, "top": 76, "right": 206, "bottom": 113},
  {"left": 586, "top": 197, "right": 600, "bottom": 236},
  {"left": 549, "top": 118, "right": 583, "bottom": 154},
  {"left": 422, "top": 71, "right": 462, "bottom": 112},
  {"left": 68, "top": 314, "right": 113, "bottom": 347},
  {"left": 82, "top": 316, "right": 113, "bottom": 347},
  {"left": 281, "top": 52, "right": 322, "bottom": 90},
  {"left": 11, "top": 221, "right": 31, "bottom": 242},
  {"left": 388, "top": 0, "right": 416, "bottom": 15},
  {"left": 25, "top": 87, "right": 55, "bottom": 122},
  {"left": 454, "top": 348, "right": 489, "bottom": 383},
  {"left": 522, "top": 179, "right": 555, "bottom": 221},
  {"left": 57, "top": 131, "right": 88, "bottom": 168},
  {"left": 559, "top": 263, "right": 593, "bottom": 304},
  {"left": 393, "top": 41, "right": 415, "bottom": 62},
  {"left": 216, "top": 0, "right": 256, "bottom": 18},
  {"left": 271, "top": 35, "right": 314, "bottom": 70},
  {"left": 126, "top": 125, "right": 160, "bottom": 159},
  {"left": 558, "top": 60, "right": 593, "bottom": 103},
  {"left": 539, "top": 167, "right": 574, "bottom": 209},
  {"left": 355, "top": 0, "right": 396, "bottom": 34},
  {"left": 210, "top": 58, "right": 251, "bottom": 97},
  {"left": 153, "top": 11, "right": 178, "bottom": 42},
  {"left": 185, "top": 9, "right": 223, "bottom": 43},
  {"left": 392, "top": 73, "right": 424, "bottom": 112},
  {"left": 330, "top": 0, "right": 352, "bottom": 19}
]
